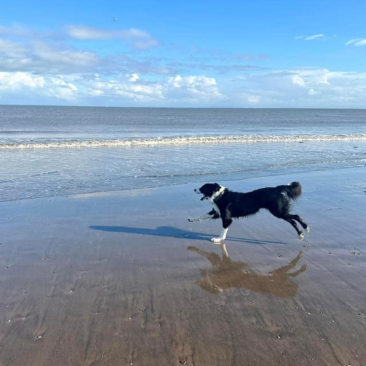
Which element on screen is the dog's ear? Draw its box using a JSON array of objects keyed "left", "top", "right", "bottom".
[{"left": 213, "top": 183, "right": 221, "bottom": 191}]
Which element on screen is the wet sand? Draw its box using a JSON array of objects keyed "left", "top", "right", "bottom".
[{"left": 0, "top": 168, "right": 366, "bottom": 366}]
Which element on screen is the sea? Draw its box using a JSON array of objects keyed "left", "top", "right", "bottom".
[{"left": 1, "top": 106, "right": 366, "bottom": 202}]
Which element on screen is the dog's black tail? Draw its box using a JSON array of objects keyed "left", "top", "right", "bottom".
[{"left": 276, "top": 182, "right": 302, "bottom": 201}]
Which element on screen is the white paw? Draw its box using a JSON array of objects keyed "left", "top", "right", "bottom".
[
  {"left": 299, "top": 233, "right": 305, "bottom": 240},
  {"left": 210, "top": 237, "right": 223, "bottom": 243},
  {"left": 188, "top": 218, "right": 197, "bottom": 222},
  {"left": 306, "top": 226, "right": 310, "bottom": 233}
]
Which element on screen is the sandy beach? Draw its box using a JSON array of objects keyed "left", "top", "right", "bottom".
[{"left": 1, "top": 167, "right": 366, "bottom": 366}]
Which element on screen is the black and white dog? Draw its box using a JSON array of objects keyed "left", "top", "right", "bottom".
[{"left": 188, "top": 182, "right": 309, "bottom": 243}]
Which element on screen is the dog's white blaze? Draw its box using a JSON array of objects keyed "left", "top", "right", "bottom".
[
  {"left": 211, "top": 202, "right": 220, "bottom": 217},
  {"left": 209, "top": 185, "right": 227, "bottom": 242},
  {"left": 211, "top": 186, "right": 226, "bottom": 200},
  {"left": 210, "top": 185, "right": 226, "bottom": 217}
]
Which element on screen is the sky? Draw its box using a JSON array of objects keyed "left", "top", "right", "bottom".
[{"left": 0, "top": 0, "right": 366, "bottom": 108}]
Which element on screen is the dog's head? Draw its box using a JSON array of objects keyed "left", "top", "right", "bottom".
[{"left": 194, "top": 183, "right": 223, "bottom": 201}]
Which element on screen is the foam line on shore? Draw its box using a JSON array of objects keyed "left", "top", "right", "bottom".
[{"left": 1, "top": 133, "right": 366, "bottom": 150}]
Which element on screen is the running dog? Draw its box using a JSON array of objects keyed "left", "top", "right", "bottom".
[{"left": 188, "top": 182, "right": 309, "bottom": 243}]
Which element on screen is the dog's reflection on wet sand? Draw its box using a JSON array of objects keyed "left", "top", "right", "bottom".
[{"left": 188, "top": 244, "right": 306, "bottom": 298}]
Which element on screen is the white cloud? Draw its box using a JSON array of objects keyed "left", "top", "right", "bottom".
[
  {"left": 33, "top": 40, "right": 99, "bottom": 67},
  {"left": 1, "top": 68, "right": 366, "bottom": 108},
  {"left": 87, "top": 74, "right": 226, "bottom": 103},
  {"left": 0, "top": 71, "right": 226, "bottom": 105},
  {"left": 133, "top": 39, "right": 160, "bottom": 49},
  {"left": 235, "top": 53, "right": 269, "bottom": 61},
  {"left": 247, "top": 95, "right": 261, "bottom": 103},
  {"left": 0, "top": 23, "right": 160, "bottom": 49},
  {"left": 127, "top": 73, "right": 139, "bottom": 82},
  {"left": 119, "top": 28, "right": 151, "bottom": 41},
  {"left": 231, "top": 68, "right": 366, "bottom": 107},
  {"left": 66, "top": 25, "right": 143, "bottom": 40},
  {"left": 346, "top": 38, "right": 366, "bottom": 46},
  {"left": 0, "top": 38, "right": 172, "bottom": 76},
  {"left": 87, "top": 77, "right": 164, "bottom": 102},
  {"left": 0, "top": 24, "right": 30, "bottom": 37},
  {"left": 46, "top": 78, "right": 78, "bottom": 100},
  {"left": 0, "top": 72, "right": 45, "bottom": 89},
  {"left": 0, "top": 38, "right": 28, "bottom": 57},
  {"left": 0, "top": 24, "right": 263, "bottom": 78},
  {"left": 88, "top": 89, "right": 104, "bottom": 96},
  {"left": 66, "top": 25, "right": 114, "bottom": 40},
  {"left": 305, "top": 34, "right": 325, "bottom": 41},
  {"left": 0, "top": 38, "right": 100, "bottom": 74},
  {"left": 167, "top": 61, "right": 267, "bottom": 74},
  {"left": 164, "top": 75, "right": 226, "bottom": 102},
  {"left": 291, "top": 75, "right": 306, "bottom": 87},
  {"left": 0, "top": 72, "right": 79, "bottom": 101},
  {"left": 308, "top": 88, "right": 320, "bottom": 95},
  {"left": 65, "top": 25, "right": 160, "bottom": 49},
  {"left": 345, "top": 39, "right": 360, "bottom": 46},
  {"left": 295, "top": 34, "right": 326, "bottom": 42}
]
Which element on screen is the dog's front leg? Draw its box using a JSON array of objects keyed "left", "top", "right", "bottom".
[
  {"left": 210, "top": 228, "right": 229, "bottom": 243},
  {"left": 211, "top": 218, "right": 232, "bottom": 243},
  {"left": 188, "top": 209, "right": 218, "bottom": 222}
]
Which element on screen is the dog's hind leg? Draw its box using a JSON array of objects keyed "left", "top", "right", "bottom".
[
  {"left": 269, "top": 201, "right": 305, "bottom": 240},
  {"left": 290, "top": 214, "right": 310, "bottom": 233},
  {"left": 283, "top": 216, "right": 304, "bottom": 240}
]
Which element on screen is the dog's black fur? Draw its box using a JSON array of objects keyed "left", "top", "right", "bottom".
[{"left": 189, "top": 182, "right": 309, "bottom": 242}]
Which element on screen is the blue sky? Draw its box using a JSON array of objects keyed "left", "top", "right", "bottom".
[{"left": 0, "top": 0, "right": 366, "bottom": 107}]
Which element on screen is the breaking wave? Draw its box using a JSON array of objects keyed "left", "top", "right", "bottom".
[{"left": 1, "top": 133, "right": 366, "bottom": 150}]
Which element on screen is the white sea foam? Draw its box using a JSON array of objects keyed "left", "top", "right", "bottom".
[{"left": 1, "top": 134, "right": 366, "bottom": 150}]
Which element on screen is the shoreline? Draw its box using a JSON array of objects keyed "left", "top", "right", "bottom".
[
  {"left": 1, "top": 167, "right": 366, "bottom": 365},
  {"left": 1, "top": 163, "right": 365, "bottom": 204}
]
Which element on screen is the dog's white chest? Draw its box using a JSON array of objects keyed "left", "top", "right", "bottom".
[{"left": 211, "top": 201, "right": 221, "bottom": 217}]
